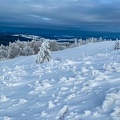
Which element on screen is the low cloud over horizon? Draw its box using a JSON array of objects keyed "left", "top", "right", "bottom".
[{"left": 0, "top": 0, "right": 120, "bottom": 32}]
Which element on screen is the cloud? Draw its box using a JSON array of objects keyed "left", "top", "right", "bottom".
[
  {"left": 42, "top": 17, "right": 51, "bottom": 21},
  {"left": 0, "top": 0, "right": 120, "bottom": 31}
]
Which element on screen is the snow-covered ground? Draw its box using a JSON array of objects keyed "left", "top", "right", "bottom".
[{"left": 0, "top": 41, "right": 120, "bottom": 120}]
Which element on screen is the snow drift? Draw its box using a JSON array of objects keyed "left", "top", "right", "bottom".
[{"left": 0, "top": 41, "right": 120, "bottom": 120}]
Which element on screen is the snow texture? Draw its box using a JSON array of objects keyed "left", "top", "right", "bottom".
[{"left": 0, "top": 41, "right": 120, "bottom": 120}]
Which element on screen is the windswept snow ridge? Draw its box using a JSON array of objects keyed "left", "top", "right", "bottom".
[{"left": 0, "top": 41, "right": 120, "bottom": 120}]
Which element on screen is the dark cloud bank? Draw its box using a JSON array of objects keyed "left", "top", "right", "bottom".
[{"left": 0, "top": 0, "right": 120, "bottom": 33}]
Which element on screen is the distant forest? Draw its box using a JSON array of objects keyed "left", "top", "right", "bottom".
[{"left": 1, "top": 30, "right": 120, "bottom": 46}]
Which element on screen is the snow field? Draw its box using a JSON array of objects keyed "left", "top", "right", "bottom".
[{"left": 0, "top": 41, "right": 120, "bottom": 120}]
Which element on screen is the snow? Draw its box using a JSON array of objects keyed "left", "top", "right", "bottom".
[{"left": 0, "top": 41, "right": 120, "bottom": 120}]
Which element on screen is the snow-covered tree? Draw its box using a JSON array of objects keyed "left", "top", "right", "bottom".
[
  {"left": 21, "top": 46, "right": 34, "bottom": 56},
  {"left": 0, "top": 44, "right": 8, "bottom": 60},
  {"left": 49, "top": 40, "right": 59, "bottom": 51},
  {"left": 114, "top": 40, "right": 120, "bottom": 50},
  {"left": 74, "top": 38, "right": 78, "bottom": 47},
  {"left": 78, "top": 38, "right": 83, "bottom": 46},
  {"left": 7, "top": 42, "right": 21, "bottom": 59},
  {"left": 36, "top": 40, "right": 51, "bottom": 64},
  {"left": 33, "top": 41, "right": 42, "bottom": 54},
  {"left": 99, "top": 37, "right": 103, "bottom": 42},
  {"left": 15, "top": 40, "right": 26, "bottom": 50}
]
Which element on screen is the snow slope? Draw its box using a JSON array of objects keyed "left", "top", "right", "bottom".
[{"left": 0, "top": 41, "right": 120, "bottom": 120}]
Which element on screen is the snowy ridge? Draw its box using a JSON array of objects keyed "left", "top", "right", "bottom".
[{"left": 0, "top": 41, "right": 120, "bottom": 120}]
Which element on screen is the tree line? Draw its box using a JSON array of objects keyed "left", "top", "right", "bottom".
[{"left": 0, "top": 37, "right": 117, "bottom": 61}]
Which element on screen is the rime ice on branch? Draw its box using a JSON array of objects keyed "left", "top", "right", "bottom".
[{"left": 36, "top": 40, "right": 51, "bottom": 64}]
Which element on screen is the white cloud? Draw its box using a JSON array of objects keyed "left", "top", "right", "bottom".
[{"left": 42, "top": 17, "right": 51, "bottom": 21}]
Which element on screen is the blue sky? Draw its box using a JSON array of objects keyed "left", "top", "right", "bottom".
[{"left": 0, "top": 0, "right": 120, "bottom": 32}]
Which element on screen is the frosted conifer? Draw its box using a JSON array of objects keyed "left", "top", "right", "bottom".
[
  {"left": 36, "top": 40, "right": 51, "bottom": 63},
  {"left": 114, "top": 40, "right": 120, "bottom": 50}
]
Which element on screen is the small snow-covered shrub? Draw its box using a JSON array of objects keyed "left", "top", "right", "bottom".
[
  {"left": 1, "top": 116, "right": 11, "bottom": 120},
  {"left": 0, "top": 95, "right": 9, "bottom": 102},
  {"left": 56, "top": 106, "right": 68, "bottom": 120},
  {"left": 111, "top": 107, "right": 120, "bottom": 120},
  {"left": 101, "top": 90, "right": 120, "bottom": 120},
  {"left": 103, "top": 62, "right": 120, "bottom": 72}
]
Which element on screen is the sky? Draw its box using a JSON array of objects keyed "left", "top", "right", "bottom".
[{"left": 0, "top": 0, "right": 120, "bottom": 32}]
